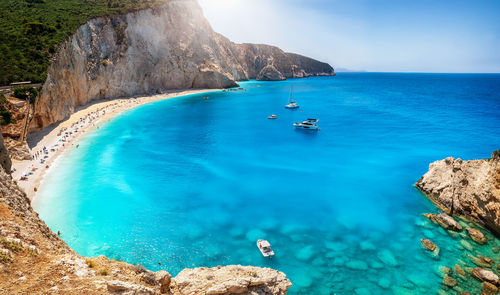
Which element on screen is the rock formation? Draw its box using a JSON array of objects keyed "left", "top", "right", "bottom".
[
  {"left": 32, "top": 0, "right": 334, "bottom": 130},
  {"left": 416, "top": 151, "right": 500, "bottom": 237},
  {"left": 169, "top": 265, "right": 291, "bottom": 295},
  {"left": 0, "top": 133, "right": 291, "bottom": 294},
  {"left": 0, "top": 130, "right": 11, "bottom": 173}
]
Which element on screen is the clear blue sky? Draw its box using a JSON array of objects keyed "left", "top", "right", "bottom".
[{"left": 198, "top": 0, "right": 500, "bottom": 73}]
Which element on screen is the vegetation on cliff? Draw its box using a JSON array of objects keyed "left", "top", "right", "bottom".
[{"left": 0, "top": 0, "right": 171, "bottom": 86}]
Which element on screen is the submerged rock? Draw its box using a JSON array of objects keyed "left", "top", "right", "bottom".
[
  {"left": 468, "top": 254, "right": 494, "bottom": 268},
  {"left": 245, "top": 229, "right": 266, "bottom": 242},
  {"left": 377, "top": 277, "right": 391, "bottom": 289},
  {"left": 461, "top": 240, "right": 474, "bottom": 252},
  {"left": 421, "top": 239, "right": 437, "bottom": 251},
  {"left": 354, "top": 287, "right": 371, "bottom": 295},
  {"left": 443, "top": 276, "right": 457, "bottom": 287},
  {"left": 454, "top": 264, "right": 466, "bottom": 278},
  {"left": 295, "top": 245, "right": 316, "bottom": 261},
  {"left": 346, "top": 260, "right": 368, "bottom": 270},
  {"left": 472, "top": 268, "right": 499, "bottom": 285},
  {"left": 421, "top": 239, "right": 440, "bottom": 258},
  {"left": 439, "top": 266, "right": 451, "bottom": 276},
  {"left": 483, "top": 281, "right": 499, "bottom": 293},
  {"left": 467, "top": 227, "right": 487, "bottom": 244},
  {"left": 377, "top": 250, "right": 399, "bottom": 267},
  {"left": 360, "top": 241, "right": 376, "bottom": 251}
]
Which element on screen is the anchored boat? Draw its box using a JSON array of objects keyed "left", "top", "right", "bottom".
[
  {"left": 285, "top": 86, "right": 299, "bottom": 109},
  {"left": 293, "top": 118, "right": 320, "bottom": 130},
  {"left": 268, "top": 114, "right": 278, "bottom": 119},
  {"left": 257, "top": 239, "right": 275, "bottom": 257}
]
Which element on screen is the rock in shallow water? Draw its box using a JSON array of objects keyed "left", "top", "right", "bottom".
[
  {"left": 377, "top": 277, "right": 391, "bottom": 289},
  {"left": 346, "top": 260, "right": 368, "bottom": 270},
  {"left": 296, "top": 245, "right": 316, "bottom": 261},
  {"left": 377, "top": 250, "right": 399, "bottom": 267},
  {"left": 460, "top": 239, "right": 474, "bottom": 252},
  {"left": 421, "top": 239, "right": 437, "bottom": 251},
  {"left": 442, "top": 276, "right": 457, "bottom": 287},
  {"left": 435, "top": 213, "right": 463, "bottom": 232},
  {"left": 472, "top": 267, "right": 499, "bottom": 285},
  {"left": 360, "top": 241, "right": 376, "bottom": 251},
  {"left": 245, "top": 229, "right": 266, "bottom": 242},
  {"left": 483, "top": 281, "right": 499, "bottom": 293},
  {"left": 466, "top": 227, "right": 487, "bottom": 244}
]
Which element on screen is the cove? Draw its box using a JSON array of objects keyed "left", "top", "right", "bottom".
[{"left": 34, "top": 73, "right": 500, "bottom": 294}]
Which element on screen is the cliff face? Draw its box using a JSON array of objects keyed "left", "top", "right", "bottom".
[
  {"left": 0, "top": 130, "right": 11, "bottom": 173},
  {"left": 232, "top": 43, "right": 334, "bottom": 80},
  {"left": 416, "top": 151, "right": 500, "bottom": 237},
  {"left": 32, "top": 0, "right": 334, "bottom": 130},
  {"left": 0, "top": 133, "right": 291, "bottom": 294}
]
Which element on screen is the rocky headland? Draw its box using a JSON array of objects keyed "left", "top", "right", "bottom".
[
  {"left": 416, "top": 151, "right": 500, "bottom": 294},
  {"left": 417, "top": 151, "right": 500, "bottom": 237},
  {"left": 0, "top": 132, "right": 291, "bottom": 294},
  {"left": 32, "top": 0, "right": 334, "bottom": 130}
]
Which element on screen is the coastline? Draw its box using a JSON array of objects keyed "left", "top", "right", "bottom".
[{"left": 12, "top": 88, "right": 220, "bottom": 202}]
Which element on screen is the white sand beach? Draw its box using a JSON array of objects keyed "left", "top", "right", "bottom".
[{"left": 11, "top": 89, "right": 218, "bottom": 201}]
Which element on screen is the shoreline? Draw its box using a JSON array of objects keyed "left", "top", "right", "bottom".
[{"left": 12, "top": 88, "right": 219, "bottom": 201}]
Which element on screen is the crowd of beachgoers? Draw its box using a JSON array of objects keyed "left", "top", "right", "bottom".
[
  {"left": 10, "top": 89, "right": 215, "bottom": 199},
  {"left": 15, "top": 98, "right": 142, "bottom": 183}
]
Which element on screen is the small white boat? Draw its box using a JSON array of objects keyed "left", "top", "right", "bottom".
[
  {"left": 268, "top": 114, "right": 278, "bottom": 119},
  {"left": 294, "top": 119, "right": 320, "bottom": 130},
  {"left": 257, "top": 239, "right": 275, "bottom": 257},
  {"left": 285, "top": 86, "right": 299, "bottom": 109}
]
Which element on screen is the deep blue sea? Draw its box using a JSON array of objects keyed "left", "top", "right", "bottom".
[{"left": 34, "top": 73, "right": 500, "bottom": 294}]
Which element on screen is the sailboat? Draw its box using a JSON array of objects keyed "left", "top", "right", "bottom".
[{"left": 284, "top": 86, "right": 299, "bottom": 109}]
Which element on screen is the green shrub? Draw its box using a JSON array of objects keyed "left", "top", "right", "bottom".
[
  {"left": 0, "top": 0, "right": 172, "bottom": 86},
  {"left": 0, "top": 252, "right": 13, "bottom": 264},
  {"left": 0, "top": 93, "right": 7, "bottom": 105},
  {"left": 13, "top": 86, "right": 38, "bottom": 103},
  {"left": 0, "top": 238, "right": 23, "bottom": 253},
  {"left": 86, "top": 259, "right": 96, "bottom": 268},
  {"left": 24, "top": 22, "right": 57, "bottom": 35},
  {"left": 0, "top": 110, "right": 13, "bottom": 126},
  {"left": 492, "top": 150, "right": 500, "bottom": 160}
]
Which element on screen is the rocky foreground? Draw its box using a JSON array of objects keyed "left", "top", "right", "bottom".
[
  {"left": 416, "top": 151, "right": 500, "bottom": 237},
  {"left": 0, "top": 134, "right": 291, "bottom": 294}
]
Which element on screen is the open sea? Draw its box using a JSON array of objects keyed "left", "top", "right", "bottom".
[{"left": 34, "top": 73, "right": 500, "bottom": 294}]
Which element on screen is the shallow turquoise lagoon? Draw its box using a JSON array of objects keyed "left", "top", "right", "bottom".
[{"left": 35, "top": 73, "right": 500, "bottom": 294}]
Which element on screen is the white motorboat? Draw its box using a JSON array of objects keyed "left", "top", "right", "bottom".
[
  {"left": 285, "top": 86, "right": 299, "bottom": 109},
  {"left": 294, "top": 119, "right": 320, "bottom": 130},
  {"left": 268, "top": 114, "right": 278, "bottom": 119},
  {"left": 257, "top": 239, "right": 275, "bottom": 257}
]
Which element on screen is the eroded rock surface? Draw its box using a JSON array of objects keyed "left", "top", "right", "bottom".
[
  {"left": 0, "top": 130, "right": 11, "bottom": 172},
  {"left": 170, "top": 265, "right": 291, "bottom": 295},
  {"left": 416, "top": 151, "right": 500, "bottom": 237},
  {"left": 32, "top": 0, "right": 334, "bottom": 130}
]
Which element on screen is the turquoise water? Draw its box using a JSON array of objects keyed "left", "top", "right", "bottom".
[{"left": 35, "top": 73, "right": 500, "bottom": 294}]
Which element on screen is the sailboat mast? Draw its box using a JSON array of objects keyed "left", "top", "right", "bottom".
[{"left": 289, "top": 86, "right": 293, "bottom": 103}]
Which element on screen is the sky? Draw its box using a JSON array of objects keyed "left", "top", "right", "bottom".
[{"left": 198, "top": 0, "right": 500, "bottom": 73}]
